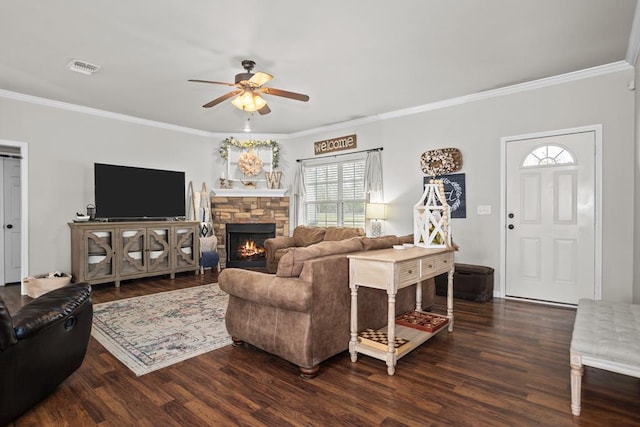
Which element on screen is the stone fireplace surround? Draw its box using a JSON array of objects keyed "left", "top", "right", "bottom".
[{"left": 211, "top": 192, "right": 289, "bottom": 268}]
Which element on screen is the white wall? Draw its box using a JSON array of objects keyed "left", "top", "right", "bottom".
[
  {"left": 282, "top": 68, "right": 635, "bottom": 303},
  {"left": 0, "top": 67, "right": 635, "bottom": 303},
  {"left": 0, "top": 97, "right": 216, "bottom": 276}
]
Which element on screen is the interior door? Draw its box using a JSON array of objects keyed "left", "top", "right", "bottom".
[
  {"left": 505, "top": 131, "right": 595, "bottom": 304},
  {"left": 3, "top": 158, "right": 21, "bottom": 283}
]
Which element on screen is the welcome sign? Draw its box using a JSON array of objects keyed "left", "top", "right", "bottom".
[{"left": 314, "top": 134, "right": 357, "bottom": 155}]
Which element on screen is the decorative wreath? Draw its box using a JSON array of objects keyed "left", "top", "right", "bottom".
[
  {"left": 238, "top": 149, "right": 263, "bottom": 176},
  {"left": 420, "top": 148, "right": 462, "bottom": 176}
]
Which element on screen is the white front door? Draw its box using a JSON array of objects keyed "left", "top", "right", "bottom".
[{"left": 505, "top": 130, "right": 596, "bottom": 304}]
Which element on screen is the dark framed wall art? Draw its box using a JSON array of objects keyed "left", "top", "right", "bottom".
[{"left": 423, "top": 173, "right": 466, "bottom": 218}]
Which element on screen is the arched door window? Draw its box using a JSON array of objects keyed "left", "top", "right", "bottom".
[{"left": 522, "top": 144, "right": 575, "bottom": 167}]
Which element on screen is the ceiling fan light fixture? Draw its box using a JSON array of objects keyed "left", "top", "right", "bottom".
[
  {"left": 231, "top": 90, "right": 267, "bottom": 112},
  {"left": 189, "top": 59, "right": 307, "bottom": 115}
]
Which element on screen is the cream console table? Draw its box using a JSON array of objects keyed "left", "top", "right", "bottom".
[{"left": 348, "top": 246, "right": 455, "bottom": 375}]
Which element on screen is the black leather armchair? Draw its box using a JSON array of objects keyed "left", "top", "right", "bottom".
[{"left": 0, "top": 283, "right": 93, "bottom": 426}]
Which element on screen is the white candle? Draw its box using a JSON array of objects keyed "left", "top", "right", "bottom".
[{"left": 221, "top": 172, "right": 225, "bottom": 179}]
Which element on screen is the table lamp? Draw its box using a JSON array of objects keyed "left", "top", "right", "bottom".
[{"left": 366, "top": 203, "right": 387, "bottom": 237}]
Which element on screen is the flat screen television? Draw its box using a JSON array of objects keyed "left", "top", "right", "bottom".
[{"left": 94, "top": 163, "right": 186, "bottom": 221}]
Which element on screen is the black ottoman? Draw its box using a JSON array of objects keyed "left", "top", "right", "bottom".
[{"left": 435, "top": 263, "right": 495, "bottom": 302}]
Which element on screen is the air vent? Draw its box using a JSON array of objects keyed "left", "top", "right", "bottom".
[{"left": 66, "top": 59, "right": 101, "bottom": 75}]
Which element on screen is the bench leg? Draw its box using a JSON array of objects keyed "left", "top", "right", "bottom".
[{"left": 570, "top": 352, "right": 583, "bottom": 416}]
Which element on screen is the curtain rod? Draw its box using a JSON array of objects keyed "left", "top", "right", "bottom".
[{"left": 296, "top": 147, "right": 383, "bottom": 163}]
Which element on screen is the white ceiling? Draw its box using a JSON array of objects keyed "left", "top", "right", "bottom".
[{"left": 0, "top": 1, "right": 637, "bottom": 135}]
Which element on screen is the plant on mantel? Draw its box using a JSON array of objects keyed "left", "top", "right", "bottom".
[{"left": 219, "top": 137, "right": 279, "bottom": 169}]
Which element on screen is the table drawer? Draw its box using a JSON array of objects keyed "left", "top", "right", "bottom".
[
  {"left": 398, "top": 260, "right": 419, "bottom": 286},
  {"left": 435, "top": 253, "right": 453, "bottom": 274},
  {"left": 420, "top": 257, "right": 437, "bottom": 278}
]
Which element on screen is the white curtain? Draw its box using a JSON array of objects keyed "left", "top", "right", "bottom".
[
  {"left": 292, "top": 162, "right": 306, "bottom": 227},
  {"left": 364, "top": 150, "right": 384, "bottom": 202}
]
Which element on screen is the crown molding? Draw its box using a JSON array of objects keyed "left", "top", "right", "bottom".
[
  {"left": 1, "top": 61, "right": 632, "bottom": 140},
  {"left": 290, "top": 61, "right": 632, "bottom": 138},
  {"left": 0, "top": 89, "right": 222, "bottom": 137}
]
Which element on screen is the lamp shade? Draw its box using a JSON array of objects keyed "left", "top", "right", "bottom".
[
  {"left": 231, "top": 90, "right": 267, "bottom": 112},
  {"left": 366, "top": 203, "right": 386, "bottom": 220}
]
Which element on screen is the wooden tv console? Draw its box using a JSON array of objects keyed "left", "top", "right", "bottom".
[{"left": 68, "top": 220, "right": 200, "bottom": 287}]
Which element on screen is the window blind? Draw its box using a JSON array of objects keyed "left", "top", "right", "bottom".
[{"left": 303, "top": 157, "right": 366, "bottom": 228}]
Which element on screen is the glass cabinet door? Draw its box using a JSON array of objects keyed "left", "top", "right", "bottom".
[
  {"left": 119, "top": 228, "right": 146, "bottom": 276},
  {"left": 147, "top": 227, "right": 171, "bottom": 273},
  {"left": 84, "top": 230, "right": 116, "bottom": 280},
  {"left": 174, "top": 226, "right": 197, "bottom": 269}
]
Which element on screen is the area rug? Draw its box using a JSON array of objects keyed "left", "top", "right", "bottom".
[{"left": 91, "top": 284, "right": 231, "bottom": 376}]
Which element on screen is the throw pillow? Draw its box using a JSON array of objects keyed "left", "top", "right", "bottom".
[{"left": 292, "top": 226, "right": 326, "bottom": 247}]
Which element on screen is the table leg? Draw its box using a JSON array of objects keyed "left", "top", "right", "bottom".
[
  {"left": 415, "top": 279, "right": 423, "bottom": 311},
  {"left": 349, "top": 284, "right": 358, "bottom": 362},
  {"left": 570, "top": 353, "right": 583, "bottom": 416},
  {"left": 386, "top": 291, "right": 397, "bottom": 375}
]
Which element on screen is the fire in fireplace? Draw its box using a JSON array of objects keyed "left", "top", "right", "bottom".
[
  {"left": 225, "top": 223, "right": 275, "bottom": 268},
  {"left": 236, "top": 239, "right": 265, "bottom": 260}
]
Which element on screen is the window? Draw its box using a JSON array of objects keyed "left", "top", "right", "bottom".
[
  {"left": 303, "top": 157, "right": 366, "bottom": 228},
  {"left": 522, "top": 145, "right": 575, "bottom": 167}
]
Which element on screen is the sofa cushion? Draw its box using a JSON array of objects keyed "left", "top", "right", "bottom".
[
  {"left": 277, "top": 237, "right": 364, "bottom": 278},
  {"left": 360, "top": 235, "right": 399, "bottom": 251},
  {"left": 219, "top": 269, "right": 313, "bottom": 312},
  {"left": 323, "top": 227, "right": 364, "bottom": 241},
  {"left": 292, "top": 226, "right": 326, "bottom": 247},
  {"left": 398, "top": 234, "right": 414, "bottom": 244},
  {"left": 274, "top": 248, "right": 291, "bottom": 260}
]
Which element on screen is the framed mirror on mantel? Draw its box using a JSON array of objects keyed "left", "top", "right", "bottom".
[{"left": 220, "top": 143, "right": 275, "bottom": 189}]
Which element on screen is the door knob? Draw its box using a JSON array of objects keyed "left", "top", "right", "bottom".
[
  {"left": 508, "top": 224, "right": 514, "bottom": 230},
  {"left": 6, "top": 224, "right": 13, "bottom": 229},
  {"left": 508, "top": 213, "right": 514, "bottom": 219}
]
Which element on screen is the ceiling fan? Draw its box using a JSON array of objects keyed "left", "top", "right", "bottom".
[{"left": 189, "top": 59, "right": 309, "bottom": 115}]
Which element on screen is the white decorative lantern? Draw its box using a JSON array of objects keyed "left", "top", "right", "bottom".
[{"left": 414, "top": 179, "right": 451, "bottom": 248}]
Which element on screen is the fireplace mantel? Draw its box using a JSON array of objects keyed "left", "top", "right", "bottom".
[{"left": 212, "top": 188, "right": 288, "bottom": 197}]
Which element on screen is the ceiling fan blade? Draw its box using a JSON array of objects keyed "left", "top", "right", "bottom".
[
  {"left": 202, "top": 90, "right": 242, "bottom": 108},
  {"left": 258, "top": 104, "right": 271, "bottom": 115},
  {"left": 249, "top": 72, "right": 273, "bottom": 87},
  {"left": 260, "top": 87, "right": 309, "bottom": 102},
  {"left": 188, "top": 79, "right": 236, "bottom": 87}
]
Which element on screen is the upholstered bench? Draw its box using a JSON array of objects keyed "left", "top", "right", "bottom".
[{"left": 569, "top": 299, "right": 640, "bottom": 416}]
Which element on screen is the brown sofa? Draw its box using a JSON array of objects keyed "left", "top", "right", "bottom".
[
  {"left": 218, "top": 234, "right": 435, "bottom": 378},
  {"left": 264, "top": 225, "right": 365, "bottom": 274}
]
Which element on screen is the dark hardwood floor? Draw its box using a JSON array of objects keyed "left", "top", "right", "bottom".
[{"left": 1, "top": 273, "right": 639, "bottom": 426}]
